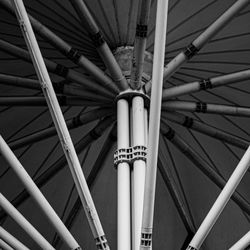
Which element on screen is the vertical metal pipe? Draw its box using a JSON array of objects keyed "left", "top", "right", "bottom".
[
  {"left": 0, "top": 239, "right": 14, "bottom": 250},
  {"left": 229, "top": 231, "right": 250, "bottom": 250},
  {"left": 0, "top": 226, "right": 30, "bottom": 250},
  {"left": 140, "top": 0, "right": 169, "bottom": 249},
  {"left": 117, "top": 99, "right": 131, "bottom": 250},
  {"left": 11, "top": 1, "right": 109, "bottom": 248},
  {"left": 0, "top": 193, "right": 55, "bottom": 250},
  {"left": 132, "top": 96, "right": 146, "bottom": 250},
  {"left": 0, "top": 136, "right": 80, "bottom": 250},
  {"left": 187, "top": 146, "right": 250, "bottom": 250}
]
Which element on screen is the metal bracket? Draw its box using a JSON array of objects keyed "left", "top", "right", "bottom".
[
  {"left": 67, "top": 48, "right": 81, "bottom": 63},
  {"left": 19, "top": 20, "right": 27, "bottom": 32},
  {"left": 114, "top": 145, "right": 147, "bottom": 167},
  {"left": 140, "top": 232, "right": 152, "bottom": 247},
  {"left": 115, "top": 91, "right": 150, "bottom": 109},
  {"left": 95, "top": 235, "right": 109, "bottom": 250},
  {"left": 40, "top": 81, "right": 48, "bottom": 90},
  {"left": 200, "top": 79, "right": 212, "bottom": 90},
  {"left": 196, "top": 102, "right": 207, "bottom": 113},
  {"left": 186, "top": 246, "right": 197, "bottom": 250},
  {"left": 184, "top": 43, "right": 199, "bottom": 59}
]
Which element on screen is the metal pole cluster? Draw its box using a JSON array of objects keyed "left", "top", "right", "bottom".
[
  {"left": 1, "top": 0, "right": 250, "bottom": 249},
  {"left": 0, "top": 135, "right": 80, "bottom": 249},
  {"left": 0, "top": 239, "right": 15, "bottom": 250},
  {"left": 0, "top": 193, "right": 55, "bottom": 250},
  {"left": 0, "top": 226, "right": 30, "bottom": 250}
]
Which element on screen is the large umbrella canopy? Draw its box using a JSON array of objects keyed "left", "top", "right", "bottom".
[{"left": 0, "top": 0, "right": 250, "bottom": 249}]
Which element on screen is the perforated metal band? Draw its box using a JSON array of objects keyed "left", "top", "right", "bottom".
[
  {"left": 114, "top": 145, "right": 147, "bottom": 167},
  {"left": 184, "top": 43, "right": 199, "bottom": 59},
  {"left": 141, "top": 232, "right": 152, "bottom": 247},
  {"left": 95, "top": 235, "right": 109, "bottom": 250}
]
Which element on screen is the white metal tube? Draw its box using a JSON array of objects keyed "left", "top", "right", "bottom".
[
  {"left": 132, "top": 96, "right": 146, "bottom": 250},
  {"left": 162, "top": 101, "right": 250, "bottom": 117},
  {"left": 0, "top": 227, "right": 30, "bottom": 250},
  {"left": 0, "top": 136, "right": 79, "bottom": 249},
  {"left": 0, "top": 239, "right": 14, "bottom": 250},
  {"left": 229, "top": 231, "right": 250, "bottom": 250},
  {"left": 187, "top": 146, "right": 250, "bottom": 250},
  {"left": 11, "top": 1, "right": 109, "bottom": 248},
  {"left": 0, "top": 193, "right": 55, "bottom": 250},
  {"left": 162, "top": 69, "right": 250, "bottom": 100},
  {"left": 140, "top": 0, "right": 169, "bottom": 249},
  {"left": 117, "top": 99, "right": 131, "bottom": 250}
]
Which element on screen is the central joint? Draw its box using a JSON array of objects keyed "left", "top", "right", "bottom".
[{"left": 113, "top": 46, "right": 153, "bottom": 91}]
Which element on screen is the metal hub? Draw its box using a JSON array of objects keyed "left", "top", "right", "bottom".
[{"left": 113, "top": 46, "right": 153, "bottom": 86}]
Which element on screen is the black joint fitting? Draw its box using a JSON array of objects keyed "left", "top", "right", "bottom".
[
  {"left": 183, "top": 116, "right": 193, "bottom": 128},
  {"left": 184, "top": 43, "right": 199, "bottom": 59},
  {"left": 67, "top": 48, "right": 81, "bottom": 64},
  {"left": 54, "top": 64, "right": 69, "bottom": 77},
  {"left": 91, "top": 32, "right": 105, "bottom": 47},
  {"left": 200, "top": 79, "right": 212, "bottom": 90},
  {"left": 164, "top": 128, "right": 175, "bottom": 141},
  {"left": 136, "top": 24, "right": 148, "bottom": 38},
  {"left": 196, "top": 102, "right": 207, "bottom": 113}
]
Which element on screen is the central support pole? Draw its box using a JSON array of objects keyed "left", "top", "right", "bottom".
[
  {"left": 132, "top": 96, "right": 146, "bottom": 250},
  {"left": 140, "top": 0, "right": 169, "bottom": 249},
  {"left": 117, "top": 99, "right": 131, "bottom": 250}
]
